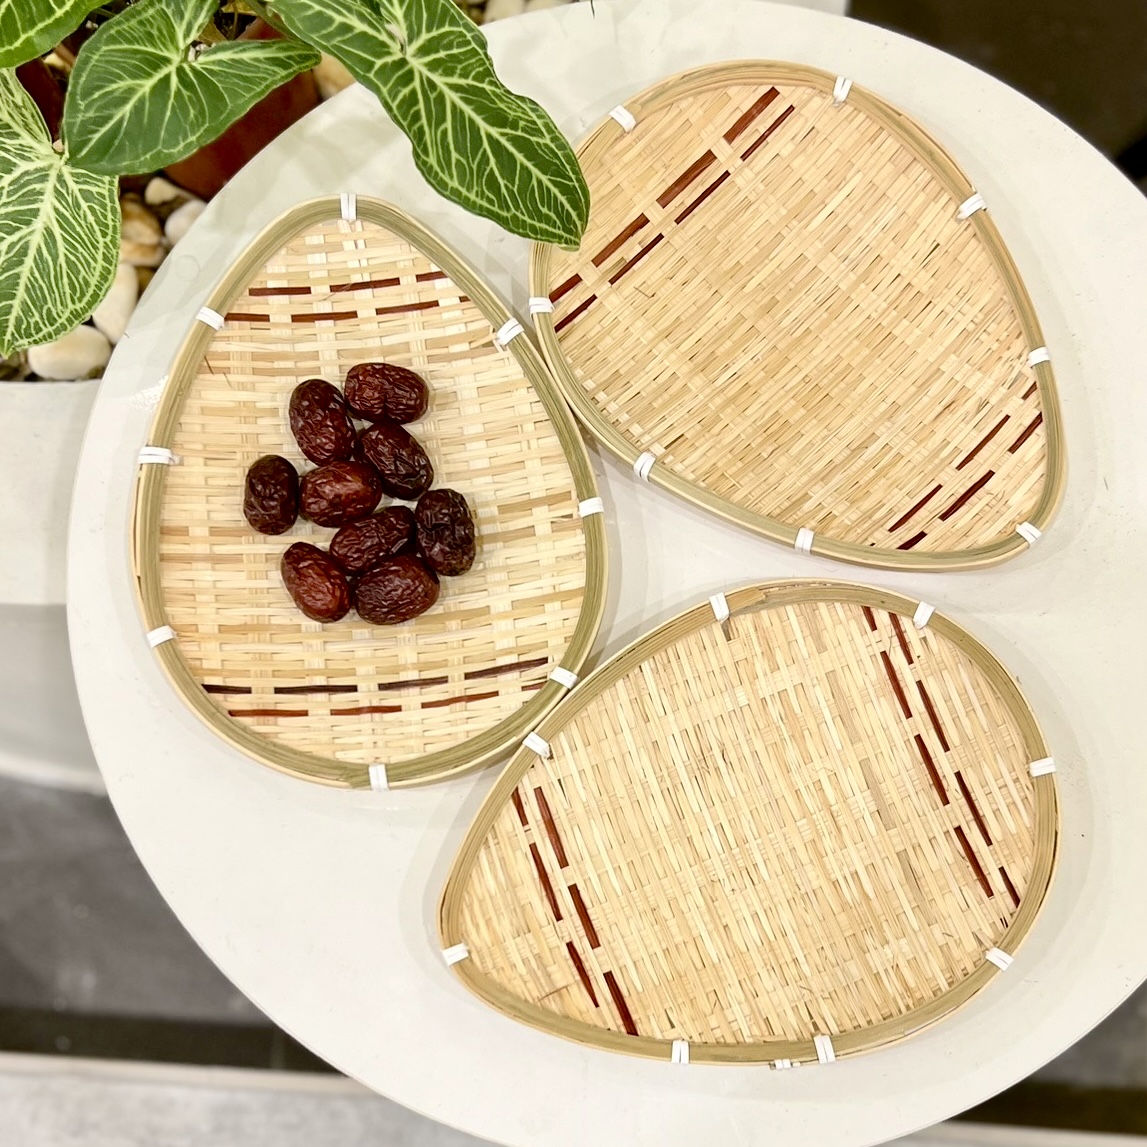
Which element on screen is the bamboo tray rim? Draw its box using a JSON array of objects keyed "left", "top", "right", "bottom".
[
  {"left": 439, "top": 578, "right": 1059, "bottom": 1063},
  {"left": 529, "top": 60, "right": 1067, "bottom": 573},
  {"left": 132, "top": 196, "right": 608, "bottom": 789}
]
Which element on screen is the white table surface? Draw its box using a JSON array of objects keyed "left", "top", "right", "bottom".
[{"left": 67, "top": 2, "right": 1147, "bottom": 1145}]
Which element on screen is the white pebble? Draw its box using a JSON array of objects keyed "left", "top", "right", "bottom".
[
  {"left": 144, "top": 177, "right": 186, "bottom": 207},
  {"left": 119, "top": 238, "right": 167, "bottom": 268},
  {"left": 484, "top": 0, "right": 525, "bottom": 20},
  {"left": 314, "top": 54, "right": 354, "bottom": 100},
  {"left": 164, "top": 198, "right": 206, "bottom": 246},
  {"left": 120, "top": 197, "right": 162, "bottom": 245},
  {"left": 91, "top": 262, "right": 138, "bottom": 345},
  {"left": 28, "top": 326, "right": 112, "bottom": 380}
]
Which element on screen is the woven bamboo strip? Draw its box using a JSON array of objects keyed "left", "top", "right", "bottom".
[
  {"left": 441, "top": 581, "right": 1058, "bottom": 1062},
  {"left": 133, "top": 199, "right": 606, "bottom": 787},
  {"left": 530, "top": 63, "right": 1065, "bottom": 570}
]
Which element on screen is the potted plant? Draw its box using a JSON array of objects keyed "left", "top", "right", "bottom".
[{"left": 0, "top": 0, "right": 590, "bottom": 361}]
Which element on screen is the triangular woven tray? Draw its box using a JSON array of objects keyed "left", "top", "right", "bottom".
[
  {"left": 133, "top": 198, "right": 605, "bottom": 788},
  {"left": 440, "top": 581, "right": 1058, "bottom": 1062},
  {"left": 530, "top": 62, "right": 1065, "bottom": 570}
]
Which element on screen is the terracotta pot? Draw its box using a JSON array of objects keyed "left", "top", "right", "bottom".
[
  {"left": 16, "top": 59, "right": 64, "bottom": 139},
  {"left": 164, "top": 20, "right": 319, "bottom": 200}
]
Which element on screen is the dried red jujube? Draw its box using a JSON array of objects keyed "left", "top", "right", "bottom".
[
  {"left": 329, "top": 506, "right": 416, "bottom": 574},
  {"left": 280, "top": 542, "right": 351, "bottom": 622},
  {"left": 345, "top": 362, "right": 428, "bottom": 424},
  {"left": 289, "top": 378, "right": 356, "bottom": 465},
  {"left": 354, "top": 555, "right": 440, "bottom": 624},
  {"left": 299, "top": 460, "right": 383, "bottom": 527},
  {"left": 415, "top": 488, "right": 475, "bottom": 576},
  {"left": 358, "top": 420, "right": 433, "bottom": 501},
  {"left": 243, "top": 454, "right": 299, "bottom": 535}
]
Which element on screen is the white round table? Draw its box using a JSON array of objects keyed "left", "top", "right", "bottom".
[{"left": 67, "top": 3, "right": 1147, "bottom": 1145}]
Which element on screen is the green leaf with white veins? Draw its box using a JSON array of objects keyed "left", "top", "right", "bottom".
[
  {"left": 62, "top": 0, "right": 320, "bottom": 175},
  {"left": 0, "top": 0, "right": 92, "bottom": 68},
  {"left": 272, "top": 0, "right": 590, "bottom": 247},
  {"left": 0, "top": 71, "right": 119, "bottom": 356}
]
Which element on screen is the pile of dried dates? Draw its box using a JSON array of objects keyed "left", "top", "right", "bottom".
[{"left": 242, "top": 363, "right": 476, "bottom": 625}]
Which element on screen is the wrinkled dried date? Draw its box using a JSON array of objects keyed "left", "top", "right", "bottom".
[
  {"left": 243, "top": 454, "right": 299, "bottom": 535},
  {"left": 415, "top": 488, "right": 475, "bottom": 576},
  {"left": 358, "top": 420, "right": 433, "bottom": 500},
  {"left": 345, "top": 362, "right": 428, "bottom": 424},
  {"left": 299, "top": 460, "right": 383, "bottom": 527},
  {"left": 289, "top": 379, "right": 356, "bottom": 465},
  {"left": 330, "top": 506, "right": 415, "bottom": 573},
  {"left": 280, "top": 542, "right": 351, "bottom": 622},
  {"left": 354, "top": 555, "right": 440, "bottom": 624}
]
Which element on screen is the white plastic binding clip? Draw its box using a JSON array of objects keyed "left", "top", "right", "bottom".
[
  {"left": 1029, "top": 757, "right": 1056, "bottom": 778},
  {"left": 528, "top": 296, "right": 555, "bottom": 315},
  {"left": 1027, "top": 346, "right": 1051, "bottom": 366},
  {"left": 493, "top": 318, "right": 524, "bottom": 349},
  {"left": 1016, "top": 521, "right": 1042, "bottom": 545},
  {"left": 609, "top": 105, "right": 637, "bottom": 133},
  {"left": 957, "top": 193, "right": 987, "bottom": 220},
  {"left": 985, "top": 947, "right": 1014, "bottom": 971},
  {"left": 442, "top": 943, "right": 470, "bottom": 966},
  {"left": 146, "top": 625, "right": 176, "bottom": 648},
  {"left": 524, "top": 732, "right": 551, "bottom": 759},
  {"left": 368, "top": 763, "right": 389, "bottom": 791},
  {"left": 633, "top": 452, "right": 656, "bottom": 482},
  {"left": 548, "top": 667, "right": 579, "bottom": 690},
  {"left": 912, "top": 602, "right": 935, "bottom": 630},
  {"left": 138, "top": 446, "right": 180, "bottom": 466},
  {"left": 832, "top": 76, "right": 852, "bottom": 105},
  {"left": 671, "top": 1039, "right": 690, "bottom": 1065},
  {"left": 340, "top": 191, "right": 357, "bottom": 222},
  {"left": 578, "top": 497, "right": 604, "bottom": 518},
  {"left": 774, "top": 1059, "right": 795, "bottom": 1070},
  {"left": 196, "top": 306, "right": 224, "bottom": 330},
  {"left": 794, "top": 527, "right": 815, "bottom": 555},
  {"left": 709, "top": 593, "right": 730, "bottom": 625},
  {"left": 814, "top": 1034, "right": 836, "bottom": 1064}
]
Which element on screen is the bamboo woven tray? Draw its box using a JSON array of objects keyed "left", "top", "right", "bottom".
[
  {"left": 530, "top": 63, "right": 1066, "bottom": 571},
  {"left": 440, "top": 581, "right": 1058, "bottom": 1063},
  {"left": 133, "top": 197, "right": 606, "bottom": 788}
]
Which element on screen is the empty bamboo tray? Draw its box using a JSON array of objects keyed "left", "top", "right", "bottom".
[
  {"left": 440, "top": 581, "right": 1058, "bottom": 1063},
  {"left": 530, "top": 62, "right": 1066, "bottom": 570},
  {"left": 133, "top": 197, "right": 606, "bottom": 788}
]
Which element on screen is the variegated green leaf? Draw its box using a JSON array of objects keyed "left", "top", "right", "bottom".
[
  {"left": 273, "top": 0, "right": 589, "bottom": 247},
  {"left": 0, "top": 0, "right": 92, "bottom": 69},
  {"left": 0, "top": 70, "right": 119, "bottom": 356},
  {"left": 0, "top": 67, "right": 50, "bottom": 140},
  {"left": 62, "top": 0, "right": 320, "bottom": 175}
]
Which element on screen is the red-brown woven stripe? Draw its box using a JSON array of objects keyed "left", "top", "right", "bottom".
[
  {"left": 722, "top": 87, "right": 779, "bottom": 143},
  {"left": 889, "top": 484, "right": 941, "bottom": 532},
  {"left": 914, "top": 734, "right": 950, "bottom": 805},
  {"left": 880, "top": 651, "right": 912, "bottom": 719},
  {"left": 592, "top": 213, "right": 650, "bottom": 268},
  {"left": 954, "top": 825, "right": 994, "bottom": 898},
  {"left": 939, "top": 470, "right": 995, "bottom": 521},
  {"left": 566, "top": 942, "right": 599, "bottom": 1006},
  {"left": 603, "top": 971, "right": 639, "bottom": 1036},
  {"left": 534, "top": 787, "right": 569, "bottom": 867},
  {"left": 568, "top": 884, "right": 600, "bottom": 948},
  {"left": 656, "top": 150, "right": 718, "bottom": 208},
  {"left": 956, "top": 771, "right": 992, "bottom": 845},
  {"left": 529, "top": 843, "right": 563, "bottom": 920},
  {"left": 956, "top": 416, "right": 1009, "bottom": 470}
]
